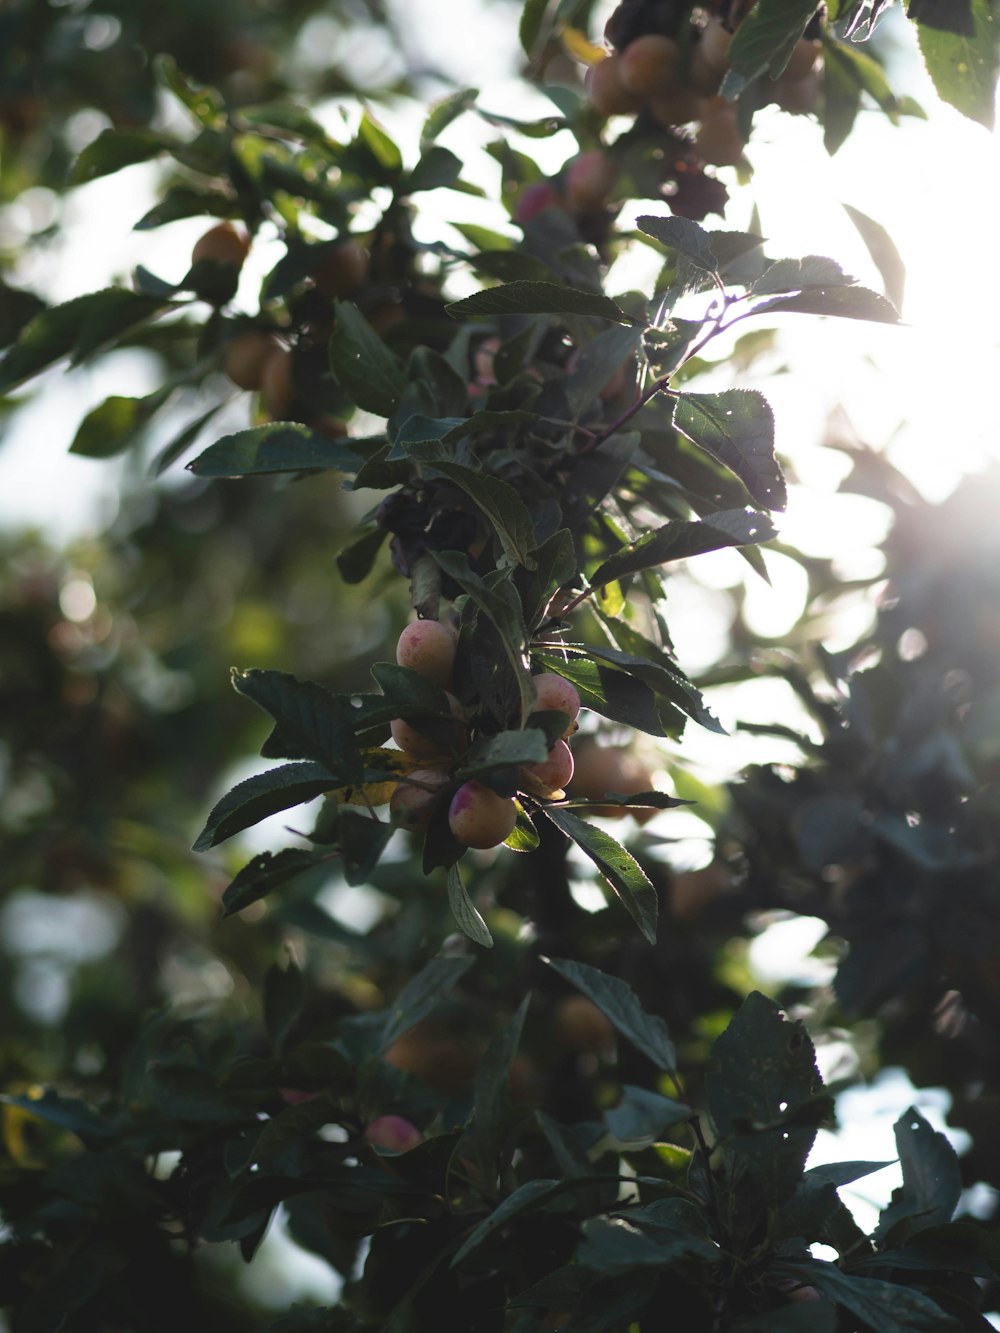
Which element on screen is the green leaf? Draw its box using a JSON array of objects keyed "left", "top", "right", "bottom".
[
  {"left": 378, "top": 956, "right": 475, "bottom": 1052},
  {"left": 751, "top": 256, "right": 853, "bottom": 295},
  {"left": 446, "top": 281, "right": 632, "bottom": 324},
  {"left": 874, "top": 1107, "right": 963, "bottom": 1243},
  {"left": 336, "top": 525, "right": 388, "bottom": 584},
  {"left": 565, "top": 325, "right": 643, "bottom": 416},
  {"left": 605, "top": 1086, "right": 692, "bottom": 1146},
  {"left": 369, "top": 662, "right": 455, "bottom": 718},
  {"left": 532, "top": 653, "right": 668, "bottom": 737},
  {"left": 447, "top": 863, "right": 493, "bottom": 947},
  {"left": 589, "top": 509, "right": 776, "bottom": 589},
  {"left": 188, "top": 423, "right": 374, "bottom": 477},
  {"left": 222, "top": 849, "right": 329, "bottom": 916},
  {"left": 154, "top": 53, "right": 225, "bottom": 126},
  {"left": 134, "top": 185, "right": 235, "bottom": 230},
  {"left": 358, "top": 110, "right": 403, "bottom": 172},
  {"left": 233, "top": 669, "right": 362, "bottom": 779},
  {"left": 635, "top": 215, "right": 719, "bottom": 273},
  {"left": 452, "top": 1179, "right": 561, "bottom": 1266},
  {"left": 457, "top": 729, "right": 548, "bottom": 781},
  {"left": 70, "top": 390, "right": 167, "bottom": 459},
  {"left": 843, "top": 203, "right": 906, "bottom": 312},
  {"left": 506, "top": 804, "right": 540, "bottom": 852},
  {"left": 518, "top": 527, "right": 577, "bottom": 629},
  {"left": 672, "top": 390, "right": 786, "bottom": 511},
  {"left": 466, "top": 996, "right": 530, "bottom": 1182},
  {"left": 328, "top": 301, "right": 407, "bottom": 416},
  {"left": 264, "top": 959, "right": 305, "bottom": 1053},
  {"left": 0, "top": 289, "right": 164, "bottom": 392},
  {"left": 421, "top": 87, "right": 477, "bottom": 149},
  {"left": 723, "top": 0, "right": 821, "bottom": 94},
  {"left": 520, "top": 0, "right": 549, "bottom": 56},
  {"left": 706, "top": 992, "right": 827, "bottom": 1204},
  {"left": 429, "top": 461, "right": 537, "bottom": 568},
  {"left": 739, "top": 1305, "right": 837, "bottom": 1332},
  {"left": 911, "top": 0, "right": 998, "bottom": 128},
  {"left": 337, "top": 808, "right": 394, "bottom": 886},
  {"left": 405, "top": 145, "right": 464, "bottom": 194},
  {"left": 752, "top": 285, "right": 902, "bottom": 323},
  {"left": 776, "top": 1259, "right": 962, "bottom": 1331},
  {"left": 579, "top": 1200, "right": 719, "bottom": 1273},
  {"left": 151, "top": 402, "right": 224, "bottom": 475},
  {"left": 71, "top": 128, "right": 173, "bottom": 184},
  {"left": 543, "top": 958, "right": 676, "bottom": 1071},
  {"left": 193, "top": 763, "right": 338, "bottom": 851},
  {"left": 595, "top": 620, "right": 725, "bottom": 733}
]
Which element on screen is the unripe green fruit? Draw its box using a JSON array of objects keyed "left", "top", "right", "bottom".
[
  {"left": 565, "top": 151, "right": 620, "bottom": 211},
  {"left": 222, "top": 331, "right": 280, "bottom": 391},
  {"left": 586, "top": 55, "right": 643, "bottom": 117},
  {"left": 192, "top": 221, "right": 250, "bottom": 270},
  {"left": 619, "top": 34, "right": 679, "bottom": 96},
  {"left": 364, "top": 1115, "right": 423, "bottom": 1153},
  {"left": 390, "top": 768, "right": 449, "bottom": 830},
  {"left": 396, "top": 619, "right": 458, "bottom": 689},
  {"left": 448, "top": 780, "right": 517, "bottom": 850},
  {"left": 531, "top": 674, "right": 582, "bottom": 735}
]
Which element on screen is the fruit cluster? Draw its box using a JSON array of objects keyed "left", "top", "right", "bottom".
[
  {"left": 589, "top": 6, "right": 823, "bottom": 167},
  {"left": 386, "top": 618, "right": 583, "bottom": 851},
  {"left": 189, "top": 221, "right": 370, "bottom": 431}
]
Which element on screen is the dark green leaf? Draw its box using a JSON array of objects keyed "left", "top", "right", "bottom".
[
  {"left": 520, "top": 0, "right": 549, "bottom": 56},
  {"left": 405, "top": 146, "right": 463, "bottom": 194},
  {"left": 452, "top": 1179, "right": 561, "bottom": 1266},
  {"left": 134, "top": 186, "right": 235, "bottom": 230},
  {"left": 543, "top": 958, "right": 675, "bottom": 1070},
  {"left": 875, "top": 1106, "right": 963, "bottom": 1243},
  {"left": 605, "top": 1086, "right": 691, "bottom": 1146},
  {"left": 595, "top": 620, "right": 725, "bottom": 733},
  {"left": 913, "top": 1, "right": 997, "bottom": 128},
  {"left": 429, "top": 461, "right": 538, "bottom": 567},
  {"left": 193, "top": 762, "right": 338, "bottom": 851},
  {"left": 145, "top": 1062, "right": 251, "bottom": 1124},
  {"left": 739, "top": 1305, "right": 837, "bottom": 1332},
  {"left": 369, "top": 662, "right": 455, "bottom": 718},
  {"left": 222, "top": 849, "right": 329, "bottom": 916},
  {"left": 447, "top": 281, "right": 632, "bottom": 324},
  {"left": 337, "top": 809, "right": 394, "bottom": 886},
  {"left": 673, "top": 390, "right": 786, "bottom": 511},
  {"left": 777, "top": 1259, "right": 961, "bottom": 1331},
  {"left": 378, "top": 956, "right": 475, "bottom": 1052},
  {"left": 706, "top": 992, "right": 826, "bottom": 1204},
  {"left": 336, "top": 525, "right": 388, "bottom": 584},
  {"left": 358, "top": 111, "right": 402, "bottom": 172},
  {"left": 804, "top": 1160, "right": 895, "bottom": 1189},
  {"left": 723, "top": 0, "right": 820, "bottom": 94},
  {"left": 0, "top": 1089, "right": 115, "bottom": 1145},
  {"left": 234, "top": 668, "right": 362, "bottom": 778},
  {"left": 329, "top": 301, "right": 407, "bottom": 416},
  {"left": 589, "top": 508, "right": 776, "bottom": 588},
  {"left": 466, "top": 995, "right": 530, "bottom": 1182},
  {"left": 71, "top": 128, "right": 173, "bottom": 184},
  {"left": 264, "top": 960, "right": 305, "bottom": 1053},
  {"left": 565, "top": 325, "right": 642, "bottom": 416},
  {"left": 447, "top": 863, "right": 493, "bottom": 947},
  {"left": 579, "top": 1200, "right": 719, "bottom": 1273},
  {"left": 0, "top": 289, "right": 164, "bottom": 392},
  {"left": 151, "top": 402, "right": 224, "bottom": 475},
  {"left": 532, "top": 653, "right": 667, "bottom": 736},
  {"left": 751, "top": 256, "right": 852, "bottom": 294},
  {"left": 752, "top": 285, "right": 901, "bottom": 323},
  {"left": 457, "top": 729, "right": 548, "bottom": 781},
  {"left": 635, "top": 215, "right": 719, "bottom": 273},
  {"left": 189, "top": 423, "right": 374, "bottom": 477},
  {"left": 519, "top": 527, "right": 577, "bottom": 629}
]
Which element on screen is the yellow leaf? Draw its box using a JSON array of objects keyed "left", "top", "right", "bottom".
[{"left": 562, "top": 27, "right": 606, "bottom": 66}]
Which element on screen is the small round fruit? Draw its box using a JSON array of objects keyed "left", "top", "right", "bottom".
[
  {"left": 565, "top": 151, "right": 620, "bottom": 211},
  {"left": 515, "top": 182, "right": 565, "bottom": 224},
  {"left": 364, "top": 1115, "right": 423, "bottom": 1153},
  {"left": 448, "top": 781, "right": 518, "bottom": 850},
  {"left": 396, "top": 619, "right": 458, "bottom": 689},
  {"left": 390, "top": 768, "right": 449, "bottom": 831},
  {"left": 390, "top": 717, "right": 447, "bottom": 761},
  {"left": 568, "top": 741, "right": 656, "bottom": 822},
  {"left": 784, "top": 36, "right": 822, "bottom": 81},
  {"left": 773, "top": 67, "right": 821, "bottom": 114},
  {"left": 619, "top": 34, "right": 679, "bottom": 96},
  {"left": 669, "top": 863, "right": 731, "bottom": 921},
  {"left": 222, "top": 331, "right": 280, "bottom": 391},
  {"left": 192, "top": 221, "right": 250, "bottom": 270},
  {"left": 522, "top": 739, "right": 574, "bottom": 795},
  {"left": 384, "top": 1022, "right": 481, "bottom": 1093},
  {"left": 313, "top": 240, "right": 370, "bottom": 299},
  {"left": 260, "top": 345, "right": 295, "bottom": 419},
  {"left": 531, "top": 673, "right": 582, "bottom": 734},
  {"left": 555, "top": 995, "right": 614, "bottom": 1053},
  {"left": 648, "top": 85, "right": 706, "bottom": 127},
  {"left": 586, "top": 55, "right": 643, "bottom": 117},
  {"left": 695, "top": 97, "right": 745, "bottom": 167},
  {"left": 698, "top": 19, "right": 734, "bottom": 74}
]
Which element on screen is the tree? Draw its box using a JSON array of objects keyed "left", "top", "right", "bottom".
[{"left": 2, "top": 1, "right": 1000, "bottom": 1329}]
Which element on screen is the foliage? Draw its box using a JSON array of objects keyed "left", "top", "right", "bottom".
[{"left": 2, "top": 0, "right": 1000, "bottom": 1329}]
